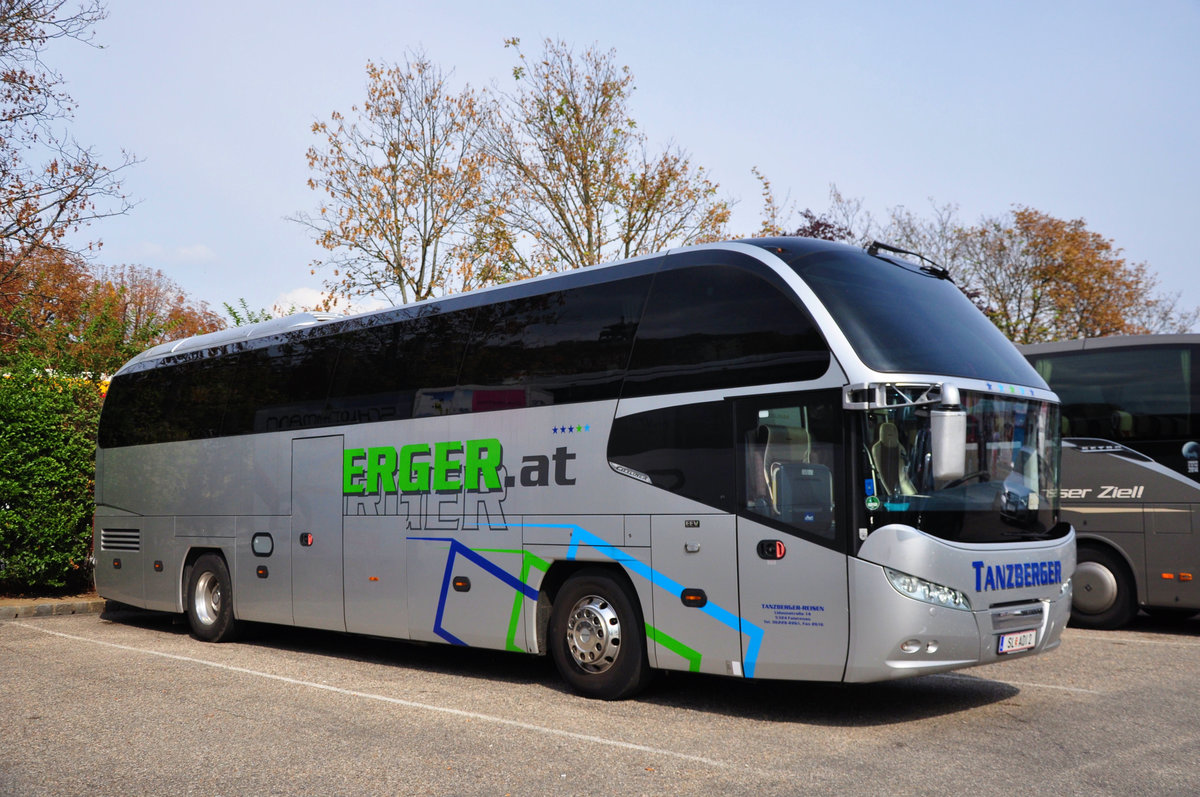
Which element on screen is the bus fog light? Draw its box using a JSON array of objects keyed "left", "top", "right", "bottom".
[
  {"left": 885, "top": 567, "right": 972, "bottom": 611},
  {"left": 925, "top": 641, "right": 939, "bottom": 653},
  {"left": 900, "top": 639, "right": 921, "bottom": 654}
]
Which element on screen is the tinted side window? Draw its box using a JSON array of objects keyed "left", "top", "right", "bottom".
[
  {"left": 225, "top": 333, "right": 342, "bottom": 435},
  {"left": 99, "top": 367, "right": 173, "bottom": 448},
  {"left": 100, "top": 358, "right": 228, "bottom": 447},
  {"left": 330, "top": 308, "right": 475, "bottom": 418},
  {"left": 1032, "top": 346, "right": 1196, "bottom": 442},
  {"left": 607, "top": 401, "right": 733, "bottom": 511},
  {"left": 163, "top": 355, "right": 236, "bottom": 441},
  {"left": 459, "top": 277, "right": 651, "bottom": 410},
  {"left": 622, "top": 263, "right": 828, "bottom": 398}
]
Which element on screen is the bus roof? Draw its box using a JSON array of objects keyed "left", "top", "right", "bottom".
[
  {"left": 1020, "top": 333, "right": 1200, "bottom": 355},
  {"left": 113, "top": 237, "right": 851, "bottom": 377}
]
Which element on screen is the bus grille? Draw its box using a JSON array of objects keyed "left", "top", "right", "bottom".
[
  {"left": 100, "top": 528, "right": 141, "bottom": 552},
  {"left": 989, "top": 603, "right": 1043, "bottom": 632}
]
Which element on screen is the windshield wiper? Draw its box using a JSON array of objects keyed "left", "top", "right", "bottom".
[{"left": 866, "top": 241, "right": 951, "bottom": 280}]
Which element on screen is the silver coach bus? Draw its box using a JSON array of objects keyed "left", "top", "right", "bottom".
[
  {"left": 95, "top": 237, "right": 1074, "bottom": 699},
  {"left": 1022, "top": 335, "right": 1199, "bottom": 629}
]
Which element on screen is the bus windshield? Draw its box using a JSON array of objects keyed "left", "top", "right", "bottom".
[
  {"left": 862, "top": 390, "right": 1065, "bottom": 543},
  {"left": 775, "top": 246, "right": 1044, "bottom": 385}
]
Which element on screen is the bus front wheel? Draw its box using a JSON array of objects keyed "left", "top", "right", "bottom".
[
  {"left": 549, "top": 570, "right": 651, "bottom": 700},
  {"left": 1071, "top": 546, "right": 1136, "bottom": 630},
  {"left": 186, "top": 553, "right": 240, "bottom": 642}
]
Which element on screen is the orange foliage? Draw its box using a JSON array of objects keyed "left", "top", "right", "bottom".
[{"left": 2, "top": 249, "right": 223, "bottom": 374}]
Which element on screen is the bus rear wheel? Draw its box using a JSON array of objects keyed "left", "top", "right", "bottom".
[
  {"left": 549, "top": 570, "right": 650, "bottom": 700},
  {"left": 186, "top": 553, "right": 240, "bottom": 642},
  {"left": 1071, "top": 546, "right": 1136, "bottom": 630}
]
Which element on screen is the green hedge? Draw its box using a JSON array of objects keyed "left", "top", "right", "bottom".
[{"left": 0, "top": 365, "right": 102, "bottom": 594}]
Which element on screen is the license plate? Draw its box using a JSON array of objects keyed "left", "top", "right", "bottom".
[{"left": 998, "top": 629, "right": 1037, "bottom": 654}]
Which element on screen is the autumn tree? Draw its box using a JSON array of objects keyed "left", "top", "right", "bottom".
[
  {"left": 222, "top": 298, "right": 275, "bottom": 326},
  {"left": 751, "top": 168, "right": 853, "bottom": 242},
  {"left": 2, "top": 256, "right": 223, "bottom": 375},
  {"left": 955, "top": 208, "right": 1197, "bottom": 343},
  {"left": 294, "top": 53, "right": 494, "bottom": 308},
  {"left": 482, "top": 38, "right": 729, "bottom": 278},
  {"left": 0, "top": 0, "right": 135, "bottom": 307},
  {"left": 803, "top": 187, "right": 1197, "bottom": 342},
  {"left": 1126, "top": 282, "right": 1200, "bottom": 335}
]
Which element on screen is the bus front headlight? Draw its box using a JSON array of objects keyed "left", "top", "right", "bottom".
[{"left": 885, "top": 567, "right": 972, "bottom": 611}]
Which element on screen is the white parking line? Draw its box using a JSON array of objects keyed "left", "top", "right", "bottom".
[{"left": 14, "top": 622, "right": 728, "bottom": 769}]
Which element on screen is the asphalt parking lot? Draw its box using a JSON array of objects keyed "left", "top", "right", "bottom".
[{"left": 2, "top": 606, "right": 1198, "bottom": 796}]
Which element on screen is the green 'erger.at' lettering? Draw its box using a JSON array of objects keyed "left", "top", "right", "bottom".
[{"left": 343, "top": 438, "right": 503, "bottom": 495}]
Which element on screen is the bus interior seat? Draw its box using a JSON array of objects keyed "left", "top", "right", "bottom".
[
  {"left": 1112, "top": 410, "right": 1133, "bottom": 438},
  {"left": 748, "top": 425, "right": 771, "bottom": 512},
  {"left": 763, "top": 424, "right": 811, "bottom": 515},
  {"left": 871, "top": 421, "right": 914, "bottom": 496},
  {"left": 776, "top": 462, "right": 834, "bottom": 537}
]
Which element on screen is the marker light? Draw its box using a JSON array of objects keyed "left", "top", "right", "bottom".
[{"left": 885, "top": 567, "right": 971, "bottom": 611}]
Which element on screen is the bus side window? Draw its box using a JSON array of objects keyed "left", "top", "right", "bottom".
[
  {"left": 739, "top": 394, "right": 841, "bottom": 541},
  {"left": 607, "top": 400, "right": 735, "bottom": 512},
  {"left": 622, "top": 259, "right": 829, "bottom": 398}
]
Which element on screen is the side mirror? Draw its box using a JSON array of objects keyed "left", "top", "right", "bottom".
[{"left": 931, "top": 384, "right": 966, "bottom": 481}]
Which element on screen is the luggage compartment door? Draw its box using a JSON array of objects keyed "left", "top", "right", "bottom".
[{"left": 291, "top": 435, "right": 346, "bottom": 631}]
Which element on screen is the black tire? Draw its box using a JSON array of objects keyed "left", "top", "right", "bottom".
[
  {"left": 186, "top": 553, "right": 240, "bottom": 642},
  {"left": 548, "top": 569, "right": 651, "bottom": 700},
  {"left": 1071, "top": 546, "right": 1137, "bottom": 630}
]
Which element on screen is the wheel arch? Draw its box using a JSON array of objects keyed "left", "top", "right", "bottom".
[
  {"left": 1072, "top": 537, "right": 1141, "bottom": 629},
  {"left": 536, "top": 560, "right": 647, "bottom": 656},
  {"left": 1075, "top": 535, "right": 1143, "bottom": 606},
  {"left": 181, "top": 546, "right": 233, "bottom": 614}
]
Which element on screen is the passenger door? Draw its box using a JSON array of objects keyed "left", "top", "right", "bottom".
[
  {"left": 734, "top": 392, "right": 850, "bottom": 681},
  {"left": 291, "top": 435, "right": 346, "bottom": 631}
]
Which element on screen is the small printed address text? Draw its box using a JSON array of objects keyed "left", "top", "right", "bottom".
[{"left": 761, "top": 603, "right": 825, "bottom": 627}]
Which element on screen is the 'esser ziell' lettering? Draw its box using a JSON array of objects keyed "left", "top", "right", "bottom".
[{"left": 972, "top": 560, "right": 1063, "bottom": 592}]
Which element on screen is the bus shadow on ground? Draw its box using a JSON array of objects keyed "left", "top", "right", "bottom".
[
  {"left": 1124, "top": 611, "right": 1200, "bottom": 637},
  {"left": 99, "top": 602, "right": 189, "bottom": 632},
  {"left": 643, "top": 670, "right": 1019, "bottom": 726},
  {"left": 100, "top": 605, "right": 1018, "bottom": 727},
  {"left": 97, "top": 603, "right": 1019, "bottom": 725}
]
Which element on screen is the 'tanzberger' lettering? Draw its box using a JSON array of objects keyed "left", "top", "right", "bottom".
[{"left": 971, "top": 559, "right": 1063, "bottom": 592}]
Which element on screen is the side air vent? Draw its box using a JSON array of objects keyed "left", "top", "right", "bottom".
[{"left": 100, "top": 528, "right": 141, "bottom": 552}]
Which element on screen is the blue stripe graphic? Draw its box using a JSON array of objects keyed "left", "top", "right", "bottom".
[
  {"left": 526, "top": 522, "right": 764, "bottom": 678},
  {"left": 410, "top": 536, "right": 538, "bottom": 646}
]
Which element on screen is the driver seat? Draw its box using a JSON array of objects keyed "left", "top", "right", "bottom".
[{"left": 871, "top": 421, "right": 915, "bottom": 496}]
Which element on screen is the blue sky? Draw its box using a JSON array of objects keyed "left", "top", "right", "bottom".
[{"left": 48, "top": 1, "right": 1200, "bottom": 326}]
